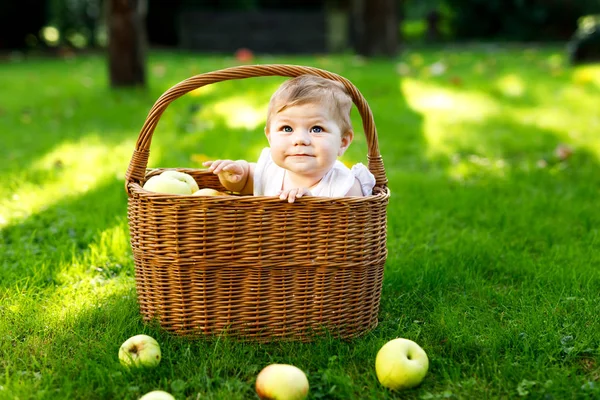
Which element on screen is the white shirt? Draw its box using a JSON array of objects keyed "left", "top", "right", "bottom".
[{"left": 253, "top": 148, "right": 376, "bottom": 197}]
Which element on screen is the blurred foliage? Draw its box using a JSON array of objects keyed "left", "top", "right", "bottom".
[
  {"left": 403, "top": 0, "right": 600, "bottom": 42},
  {"left": 3, "top": 0, "right": 600, "bottom": 51},
  {"left": 178, "top": 0, "right": 322, "bottom": 10},
  {"left": 402, "top": 1, "right": 454, "bottom": 43},
  {"left": 443, "top": 0, "right": 600, "bottom": 41},
  {"left": 46, "top": 0, "right": 104, "bottom": 48}
]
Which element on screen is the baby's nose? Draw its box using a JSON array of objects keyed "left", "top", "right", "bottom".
[{"left": 293, "top": 131, "right": 311, "bottom": 145}]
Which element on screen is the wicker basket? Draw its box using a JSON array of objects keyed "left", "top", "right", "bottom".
[{"left": 124, "top": 64, "right": 390, "bottom": 342}]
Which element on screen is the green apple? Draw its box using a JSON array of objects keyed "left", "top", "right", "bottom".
[
  {"left": 118, "top": 334, "right": 161, "bottom": 369},
  {"left": 139, "top": 390, "right": 175, "bottom": 400},
  {"left": 255, "top": 364, "right": 309, "bottom": 400},
  {"left": 375, "top": 338, "right": 429, "bottom": 390},
  {"left": 143, "top": 170, "right": 199, "bottom": 195}
]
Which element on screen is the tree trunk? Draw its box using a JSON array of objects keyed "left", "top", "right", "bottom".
[
  {"left": 107, "top": 0, "right": 147, "bottom": 87},
  {"left": 351, "top": 0, "right": 398, "bottom": 57}
]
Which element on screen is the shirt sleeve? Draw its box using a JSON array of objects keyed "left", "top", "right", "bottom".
[
  {"left": 317, "top": 161, "right": 376, "bottom": 197},
  {"left": 350, "top": 163, "right": 376, "bottom": 196}
]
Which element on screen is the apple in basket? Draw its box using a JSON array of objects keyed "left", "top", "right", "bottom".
[
  {"left": 375, "top": 338, "right": 429, "bottom": 391},
  {"left": 138, "top": 390, "right": 175, "bottom": 400},
  {"left": 192, "top": 188, "right": 227, "bottom": 196},
  {"left": 143, "top": 170, "right": 199, "bottom": 195},
  {"left": 118, "top": 334, "right": 162, "bottom": 369},
  {"left": 255, "top": 364, "right": 309, "bottom": 400}
]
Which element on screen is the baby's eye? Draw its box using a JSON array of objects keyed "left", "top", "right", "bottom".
[
  {"left": 281, "top": 126, "right": 293, "bottom": 133},
  {"left": 310, "top": 126, "right": 323, "bottom": 133}
]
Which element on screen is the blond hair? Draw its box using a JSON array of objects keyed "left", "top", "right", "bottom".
[{"left": 265, "top": 75, "right": 353, "bottom": 135}]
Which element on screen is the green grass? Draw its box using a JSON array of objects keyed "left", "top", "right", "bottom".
[{"left": 1, "top": 45, "right": 599, "bottom": 399}]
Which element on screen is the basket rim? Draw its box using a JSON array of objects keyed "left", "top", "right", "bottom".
[
  {"left": 124, "top": 64, "right": 388, "bottom": 195},
  {"left": 128, "top": 180, "right": 391, "bottom": 202}
]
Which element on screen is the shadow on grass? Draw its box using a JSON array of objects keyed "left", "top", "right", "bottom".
[{"left": 0, "top": 176, "right": 129, "bottom": 290}]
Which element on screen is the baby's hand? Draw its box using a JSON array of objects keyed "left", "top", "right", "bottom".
[
  {"left": 278, "top": 188, "right": 312, "bottom": 203},
  {"left": 203, "top": 160, "right": 245, "bottom": 183}
]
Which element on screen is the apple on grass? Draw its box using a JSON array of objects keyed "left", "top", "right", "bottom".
[
  {"left": 139, "top": 390, "right": 175, "bottom": 400},
  {"left": 255, "top": 364, "right": 309, "bottom": 400},
  {"left": 375, "top": 338, "right": 429, "bottom": 391},
  {"left": 119, "top": 334, "right": 161, "bottom": 369},
  {"left": 143, "top": 170, "right": 199, "bottom": 195}
]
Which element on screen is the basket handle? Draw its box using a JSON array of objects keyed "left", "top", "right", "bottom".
[{"left": 125, "top": 64, "right": 387, "bottom": 192}]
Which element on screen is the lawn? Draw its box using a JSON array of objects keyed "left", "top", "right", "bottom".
[{"left": 0, "top": 44, "right": 599, "bottom": 399}]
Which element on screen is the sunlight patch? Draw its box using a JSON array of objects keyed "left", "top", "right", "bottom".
[
  {"left": 0, "top": 136, "right": 135, "bottom": 227},
  {"left": 43, "top": 275, "right": 135, "bottom": 328},
  {"left": 86, "top": 224, "right": 131, "bottom": 267},
  {"left": 447, "top": 154, "right": 508, "bottom": 182},
  {"left": 401, "top": 78, "right": 499, "bottom": 118},
  {"left": 189, "top": 84, "right": 217, "bottom": 97},
  {"left": 572, "top": 65, "right": 600, "bottom": 88},
  {"left": 400, "top": 76, "right": 600, "bottom": 164},
  {"left": 42, "top": 222, "right": 135, "bottom": 327},
  {"left": 496, "top": 74, "right": 525, "bottom": 98},
  {"left": 510, "top": 103, "right": 600, "bottom": 158},
  {"left": 512, "top": 106, "right": 585, "bottom": 135},
  {"left": 33, "top": 135, "right": 131, "bottom": 177},
  {"left": 401, "top": 78, "right": 500, "bottom": 156},
  {"left": 199, "top": 96, "right": 267, "bottom": 130}
]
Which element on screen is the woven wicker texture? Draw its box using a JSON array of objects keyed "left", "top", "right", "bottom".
[{"left": 125, "top": 64, "right": 390, "bottom": 342}]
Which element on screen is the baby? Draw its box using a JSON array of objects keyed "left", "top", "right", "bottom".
[{"left": 203, "top": 74, "right": 375, "bottom": 202}]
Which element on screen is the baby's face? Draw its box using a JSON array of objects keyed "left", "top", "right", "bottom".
[{"left": 265, "top": 102, "right": 352, "bottom": 181}]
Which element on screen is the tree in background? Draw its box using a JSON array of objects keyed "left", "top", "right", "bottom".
[
  {"left": 351, "top": 0, "right": 400, "bottom": 57},
  {"left": 107, "top": 0, "right": 147, "bottom": 88}
]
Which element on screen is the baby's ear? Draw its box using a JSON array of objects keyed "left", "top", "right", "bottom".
[
  {"left": 338, "top": 130, "right": 354, "bottom": 156},
  {"left": 264, "top": 126, "right": 271, "bottom": 142}
]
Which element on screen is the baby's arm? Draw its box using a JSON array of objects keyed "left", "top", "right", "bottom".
[{"left": 203, "top": 160, "right": 255, "bottom": 194}]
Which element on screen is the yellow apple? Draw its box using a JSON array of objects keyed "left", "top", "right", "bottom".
[
  {"left": 375, "top": 338, "right": 429, "bottom": 390},
  {"left": 192, "top": 188, "right": 227, "bottom": 196},
  {"left": 139, "top": 390, "right": 175, "bottom": 400},
  {"left": 255, "top": 364, "right": 309, "bottom": 400},
  {"left": 143, "top": 170, "right": 199, "bottom": 195},
  {"left": 118, "top": 334, "right": 161, "bottom": 369}
]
